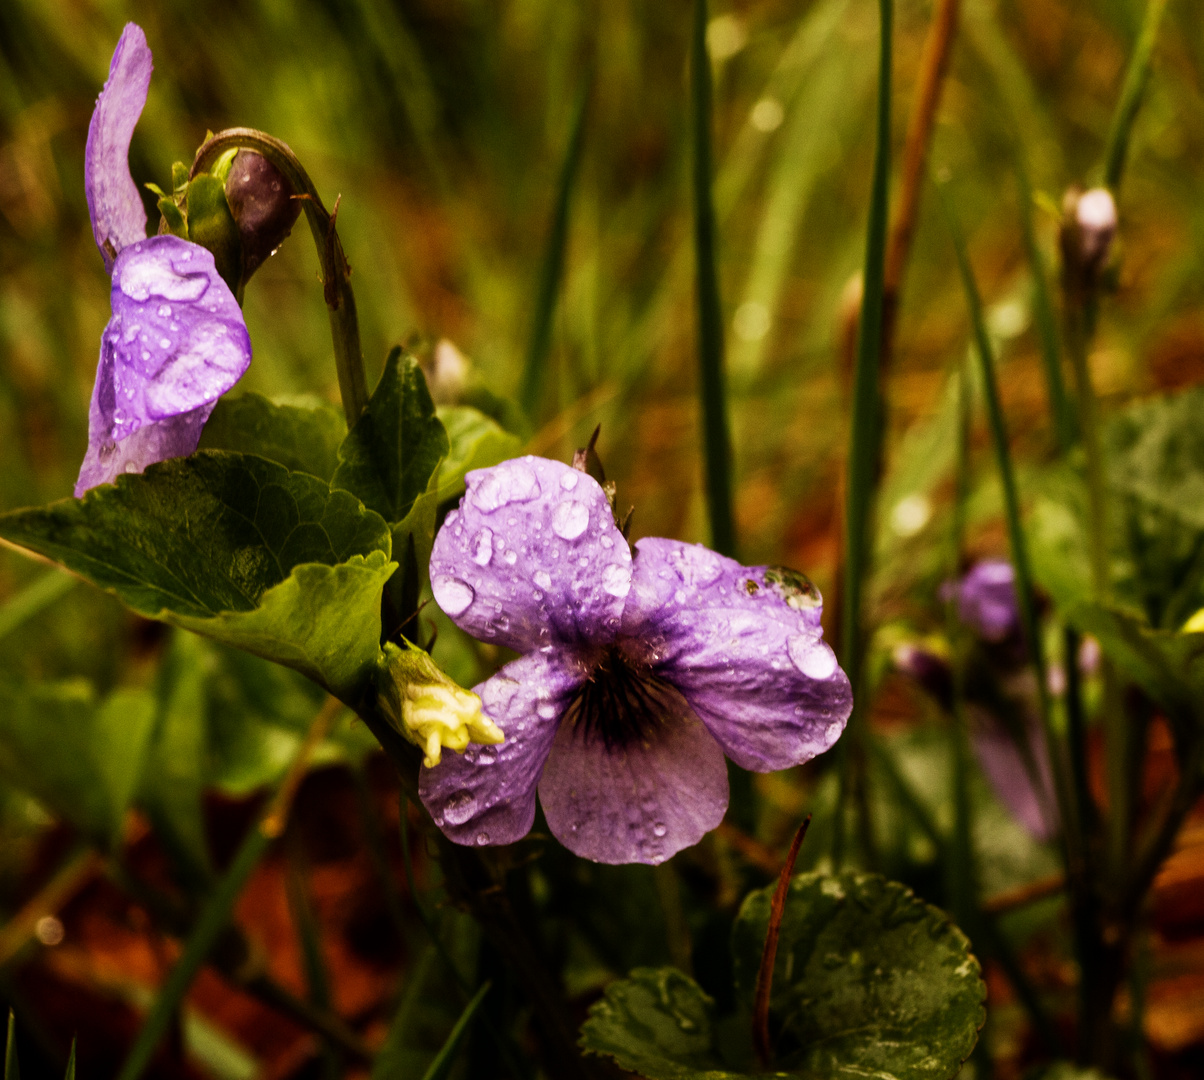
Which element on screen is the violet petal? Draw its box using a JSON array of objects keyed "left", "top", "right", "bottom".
[
  {"left": 538, "top": 695, "right": 729, "bottom": 865},
  {"left": 86, "top": 23, "right": 152, "bottom": 272},
  {"left": 75, "top": 236, "right": 252, "bottom": 495},
  {"left": 418, "top": 649, "right": 583, "bottom": 847},
  {"left": 969, "top": 704, "right": 1058, "bottom": 841},
  {"left": 429, "top": 456, "right": 632, "bottom": 652},
  {"left": 954, "top": 559, "right": 1021, "bottom": 643},
  {"left": 623, "top": 537, "right": 852, "bottom": 771}
]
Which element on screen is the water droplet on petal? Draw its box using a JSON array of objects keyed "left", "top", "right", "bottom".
[
  {"left": 652, "top": 822, "right": 667, "bottom": 838},
  {"left": 157, "top": 303, "right": 171, "bottom": 317},
  {"left": 788, "top": 635, "right": 838, "bottom": 679},
  {"left": 560, "top": 471, "right": 578, "bottom": 490},
  {"left": 159, "top": 337, "right": 172, "bottom": 349},
  {"left": 600, "top": 535, "right": 614, "bottom": 549},
  {"left": 476, "top": 831, "right": 490, "bottom": 845},
  {"left": 470, "top": 463, "right": 541, "bottom": 513},
  {"left": 443, "top": 790, "right": 477, "bottom": 826},
  {"left": 475, "top": 747, "right": 497, "bottom": 765},
  {"left": 533, "top": 570, "right": 552, "bottom": 590},
  {"left": 433, "top": 575, "right": 475, "bottom": 616},
  {"left": 537, "top": 702, "right": 557, "bottom": 720},
  {"left": 472, "top": 528, "right": 493, "bottom": 565},
  {"left": 602, "top": 563, "right": 631, "bottom": 598},
  {"left": 504, "top": 550, "right": 517, "bottom": 565},
  {"left": 552, "top": 500, "right": 589, "bottom": 540}
]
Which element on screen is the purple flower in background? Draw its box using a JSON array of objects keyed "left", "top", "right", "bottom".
[
  {"left": 419, "top": 456, "right": 852, "bottom": 865},
  {"left": 75, "top": 24, "right": 251, "bottom": 496},
  {"left": 970, "top": 705, "right": 1058, "bottom": 841},
  {"left": 945, "top": 559, "right": 1021, "bottom": 644}
]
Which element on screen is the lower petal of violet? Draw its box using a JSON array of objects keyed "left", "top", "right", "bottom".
[
  {"left": 75, "top": 235, "right": 251, "bottom": 495},
  {"left": 969, "top": 704, "right": 1058, "bottom": 841},
  {"left": 418, "top": 649, "right": 581, "bottom": 847},
  {"left": 537, "top": 696, "right": 729, "bottom": 865},
  {"left": 622, "top": 537, "right": 852, "bottom": 772}
]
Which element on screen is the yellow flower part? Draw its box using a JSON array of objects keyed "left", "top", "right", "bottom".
[
  {"left": 376, "top": 641, "right": 502, "bottom": 767},
  {"left": 1182, "top": 608, "right": 1204, "bottom": 634},
  {"left": 402, "top": 680, "right": 502, "bottom": 767}
]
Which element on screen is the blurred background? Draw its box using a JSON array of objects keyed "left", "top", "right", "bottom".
[{"left": 2, "top": 0, "right": 1204, "bottom": 1077}]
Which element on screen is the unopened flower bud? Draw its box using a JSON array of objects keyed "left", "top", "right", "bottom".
[
  {"left": 1060, "top": 186, "right": 1117, "bottom": 295},
  {"left": 224, "top": 149, "right": 301, "bottom": 284},
  {"left": 375, "top": 641, "right": 502, "bottom": 768}
]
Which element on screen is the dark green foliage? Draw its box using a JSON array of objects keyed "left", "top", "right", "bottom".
[
  {"left": 199, "top": 393, "right": 346, "bottom": 481},
  {"left": 333, "top": 349, "right": 450, "bottom": 526}
]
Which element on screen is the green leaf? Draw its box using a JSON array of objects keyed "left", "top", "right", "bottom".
[
  {"left": 333, "top": 348, "right": 449, "bottom": 525},
  {"left": 199, "top": 393, "right": 346, "bottom": 481},
  {"left": 1068, "top": 600, "right": 1204, "bottom": 734},
  {"left": 5, "top": 1010, "right": 18, "bottom": 1080},
  {"left": 185, "top": 173, "right": 243, "bottom": 295},
  {"left": 579, "top": 967, "right": 730, "bottom": 1080},
  {"left": 139, "top": 631, "right": 213, "bottom": 887},
  {"left": 171, "top": 551, "right": 396, "bottom": 698},
  {"left": 436, "top": 406, "right": 523, "bottom": 501},
  {"left": 729, "top": 872, "right": 985, "bottom": 1080},
  {"left": 0, "top": 451, "right": 390, "bottom": 620},
  {"left": 0, "top": 681, "right": 156, "bottom": 846},
  {"left": 582, "top": 873, "right": 985, "bottom": 1080}
]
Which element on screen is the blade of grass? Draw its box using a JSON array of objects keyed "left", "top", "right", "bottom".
[
  {"left": 4, "top": 1011, "right": 17, "bottom": 1080},
  {"left": 519, "top": 72, "right": 592, "bottom": 420},
  {"left": 1103, "top": 0, "right": 1170, "bottom": 192},
  {"left": 420, "top": 981, "right": 491, "bottom": 1080},
  {"left": 1014, "top": 142, "right": 1074, "bottom": 454},
  {"left": 690, "top": 0, "right": 736, "bottom": 557},
  {"left": 0, "top": 571, "right": 75, "bottom": 643},
  {"left": 62, "top": 1040, "right": 74, "bottom": 1080},
  {"left": 833, "top": 0, "right": 893, "bottom": 868},
  {"left": 115, "top": 696, "right": 342, "bottom": 1080}
]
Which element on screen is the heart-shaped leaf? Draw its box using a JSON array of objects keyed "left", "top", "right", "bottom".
[{"left": 199, "top": 393, "right": 346, "bottom": 481}]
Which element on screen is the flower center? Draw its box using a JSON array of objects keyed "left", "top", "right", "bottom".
[{"left": 563, "top": 645, "right": 679, "bottom": 750}]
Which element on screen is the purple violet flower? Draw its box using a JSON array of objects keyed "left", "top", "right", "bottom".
[
  {"left": 75, "top": 24, "right": 251, "bottom": 496},
  {"left": 419, "top": 456, "right": 852, "bottom": 865},
  {"left": 945, "top": 559, "right": 1021, "bottom": 644},
  {"left": 969, "top": 705, "right": 1058, "bottom": 841}
]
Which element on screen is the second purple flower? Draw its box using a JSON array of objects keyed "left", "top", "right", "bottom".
[{"left": 420, "top": 455, "right": 852, "bottom": 865}]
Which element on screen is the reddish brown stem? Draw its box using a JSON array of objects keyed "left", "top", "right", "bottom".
[{"left": 752, "top": 815, "right": 812, "bottom": 1067}]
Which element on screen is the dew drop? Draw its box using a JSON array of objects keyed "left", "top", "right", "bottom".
[
  {"left": 432, "top": 575, "right": 475, "bottom": 616},
  {"left": 470, "top": 463, "right": 541, "bottom": 513},
  {"left": 157, "top": 303, "right": 171, "bottom": 318},
  {"left": 537, "top": 703, "right": 557, "bottom": 720},
  {"left": 443, "top": 790, "right": 477, "bottom": 826},
  {"left": 560, "top": 470, "right": 578, "bottom": 490},
  {"left": 674, "top": 589, "right": 687, "bottom": 604},
  {"left": 533, "top": 570, "right": 552, "bottom": 590},
  {"left": 600, "top": 535, "right": 614, "bottom": 549},
  {"left": 787, "top": 635, "right": 838, "bottom": 679},
  {"left": 475, "top": 747, "right": 497, "bottom": 765},
  {"left": 552, "top": 500, "right": 589, "bottom": 540},
  {"left": 652, "top": 822, "right": 668, "bottom": 838},
  {"left": 504, "top": 550, "right": 518, "bottom": 565},
  {"left": 602, "top": 563, "right": 631, "bottom": 598},
  {"left": 472, "top": 528, "right": 493, "bottom": 566},
  {"left": 476, "top": 831, "right": 490, "bottom": 845},
  {"left": 158, "top": 337, "right": 172, "bottom": 349}
]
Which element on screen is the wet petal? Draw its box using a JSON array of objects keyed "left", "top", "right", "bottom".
[
  {"left": 429, "top": 456, "right": 632, "bottom": 652},
  {"left": 538, "top": 695, "right": 729, "bottom": 865},
  {"left": 75, "top": 236, "right": 252, "bottom": 495},
  {"left": 419, "top": 648, "right": 584, "bottom": 847},
  {"left": 86, "top": 23, "right": 152, "bottom": 272},
  {"left": 623, "top": 537, "right": 851, "bottom": 771}
]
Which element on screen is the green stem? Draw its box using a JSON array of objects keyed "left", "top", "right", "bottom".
[
  {"left": 190, "top": 129, "right": 370, "bottom": 427},
  {"left": 1103, "top": 0, "right": 1170, "bottom": 193},
  {"left": 518, "top": 74, "right": 592, "bottom": 420},
  {"left": 833, "top": 0, "right": 893, "bottom": 869},
  {"left": 691, "top": 0, "right": 736, "bottom": 558}
]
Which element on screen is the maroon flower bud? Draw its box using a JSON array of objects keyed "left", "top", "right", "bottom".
[
  {"left": 1060, "top": 185, "right": 1117, "bottom": 296},
  {"left": 223, "top": 149, "right": 301, "bottom": 283}
]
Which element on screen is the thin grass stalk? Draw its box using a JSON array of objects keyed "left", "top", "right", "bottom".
[
  {"left": 0, "top": 571, "right": 75, "bottom": 644},
  {"left": 420, "top": 981, "right": 492, "bottom": 1080},
  {"left": 1014, "top": 145, "right": 1074, "bottom": 454},
  {"left": 880, "top": 0, "right": 959, "bottom": 371},
  {"left": 833, "top": 0, "right": 893, "bottom": 867},
  {"left": 937, "top": 183, "right": 1089, "bottom": 912},
  {"left": 690, "top": 0, "right": 736, "bottom": 557},
  {"left": 518, "top": 73, "right": 592, "bottom": 420},
  {"left": 1103, "top": 0, "right": 1170, "bottom": 192},
  {"left": 115, "top": 697, "right": 341, "bottom": 1080}
]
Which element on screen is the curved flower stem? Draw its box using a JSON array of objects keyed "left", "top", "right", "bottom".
[{"left": 190, "top": 128, "right": 370, "bottom": 427}]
